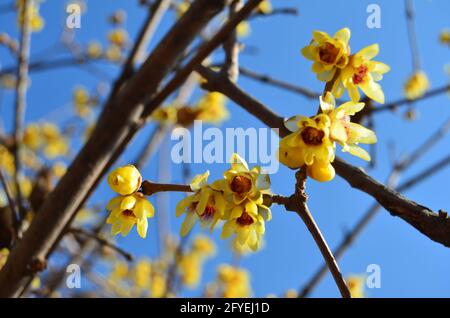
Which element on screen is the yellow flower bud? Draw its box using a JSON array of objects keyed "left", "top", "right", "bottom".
[
  {"left": 107, "top": 165, "right": 142, "bottom": 195},
  {"left": 306, "top": 160, "right": 335, "bottom": 182}
]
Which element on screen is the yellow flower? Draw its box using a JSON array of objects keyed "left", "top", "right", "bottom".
[
  {"left": 191, "top": 235, "right": 216, "bottom": 257},
  {"left": 23, "top": 123, "right": 42, "bottom": 150},
  {"left": 194, "top": 92, "right": 229, "bottom": 125},
  {"left": 109, "top": 10, "right": 126, "bottom": 25},
  {"left": 0, "top": 145, "right": 15, "bottom": 175},
  {"left": 150, "top": 273, "right": 166, "bottom": 298},
  {"left": 336, "top": 44, "right": 390, "bottom": 104},
  {"left": 320, "top": 92, "right": 377, "bottom": 161},
  {"left": 176, "top": 171, "right": 227, "bottom": 236},
  {"left": 109, "top": 261, "right": 129, "bottom": 282},
  {"left": 178, "top": 253, "right": 202, "bottom": 288},
  {"left": 0, "top": 248, "right": 9, "bottom": 270},
  {"left": 212, "top": 153, "right": 271, "bottom": 206},
  {"left": 73, "top": 86, "right": 92, "bottom": 118},
  {"left": 237, "top": 21, "right": 250, "bottom": 38},
  {"left": 19, "top": 176, "right": 32, "bottom": 198},
  {"left": 439, "top": 30, "right": 450, "bottom": 46},
  {"left": 105, "top": 45, "right": 122, "bottom": 62},
  {"left": 346, "top": 275, "right": 366, "bottom": 298},
  {"left": 40, "top": 123, "right": 69, "bottom": 158},
  {"left": 131, "top": 258, "right": 152, "bottom": 289},
  {"left": 108, "top": 28, "right": 128, "bottom": 47},
  {"left": 0, "top": 74, "right": 17, "bottom": 89},
  {"left": 217, "top": 264, "right": 252, "bottom": 298},
  {"left": 177, "top": 235, "right": 216, "bottom": 288},
  {"left": 31, "top": 276, "right": 41, "bottom": 289},
  {"left": 74, "top": 208, "right": 95, "bottom": 226},
  {"left": 107, "top": 165, "right": 142, "bottom": 195},
  {"left": 284, "top": 289, "right": 298, "bottom": 298},
  {"left": 257, "top": 0, "right": 272, "bottom": 14},
  {"left": 86, "top": 41, "right": 103, "bottom": 59},
  {"left": 212, "top": 154, "right": 271, "bottom": 251},
  {"left": 151, "top": 106, "right": 178, "bottom": 125},
  {"left": 176, "top": 1, "right": 190, "bottom": 18},
  {"left": 221, "top": 209, "right": 266, "bottom": 252},
  {"left": 278, "top": 114, "right": 336, "bottom": 181},
  {"left": 16, "top": 0, "right": 44, "bottom": 33},
  {"left": 404, "top": 71, "right": 430, "bottom": 100},
  {"left": 106, "top": 193, "right": 154, "bottom": 238},
  {"left": 301, "top": 28, "right": 351, "bottom": 82},
  {"left": 51, "top": 161, "right": 67, "bottom": 178},
  {"left": 73, "top": 86, "right": 89, "bottom": 105}
]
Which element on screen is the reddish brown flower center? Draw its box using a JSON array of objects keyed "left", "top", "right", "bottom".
[
  {"left": 318, "top": 42, "right": 340, "bottom": 64},
  {"left": 230, "top": 175, "right": 252, "bottom": 194},
  {"left": 347, "top": 280, "right": 357, "bottom": 289},
  {"left": 352, "top": 64, "right": 368, "bottom": 85},
  {"left": 236, "top": 212, "right": 254, "bottom": 226},
  {"left": 301, "top": 127, "right": 324, "bottom": 145},
  {"left": 121, "top": 209, "right": 135, "bottom": 218},
  {"left": 201, "top": 205, "right": 216, "bottom": 220}
]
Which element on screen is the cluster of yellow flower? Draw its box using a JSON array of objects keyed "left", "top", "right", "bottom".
[
  {"left": 205, "top": 264, "right": 252, "bottom": 298},
  {"left": 108, "top": 258, "right": 166, "bottom": 297},
  {"left": 178, "top": 235, "right": 216, "bottom": 288},
  {"left": 106, "top": 165, "right": 154, "bottom": 238},
  {"left": 106, "top": 153, "right": 270, "bottom": 252},
  {"left": 72, "top": 86, "right": 98, "bottom": 118},
  {"left": 278, "top": 92, "right": 377, "bottom": 181},
  {"left": 105, "top": 235, "right": 215, "bottom": 297},
  {"left": 151, "top": 92, "right": 229, "bottom": 127},
  {"left": 105, "top": 27, "right": 128, "bottom": 63},
  {"left": 16, "top": 0, "right": 44, "bottom": 33},
  {"left": 177, "top": 153, "right": 271, "bottom": 252},
  {"left": 23, "top": 122, "right": 69, "bottom": 159},
  {"left": 302, "top": 28, "right": 390, "bottom": 104},
  {"left": 277, "top": 28, "right": 383, "bottom": 182}
]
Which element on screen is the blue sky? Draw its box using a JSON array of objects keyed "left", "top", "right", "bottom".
[{"left": 1, "top": 0, "right": 450, "bottom": 297}]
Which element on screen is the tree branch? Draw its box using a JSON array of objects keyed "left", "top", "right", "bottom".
[
  {"left": 271, "top": 169, "right": 350, "bottom": 298},
  {"left": 196, "top": 65, "right": 450, "bottom": 248},
  {"left": 0, "top": 0, "right": 228, "bottom": 297}
]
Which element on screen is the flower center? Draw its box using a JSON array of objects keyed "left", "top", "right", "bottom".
[
  {"left": 201, "top": 205, "right": 216, "bottom": 220},
  {"left": 230, "top": 176, "right": 252, "bottom": 194},
  {"left": 352, "top": 64, "right": 368, "bottom": 85},
  {"left": 236, "top": 212, "right": 254, "bottom": 226},
  {"left": 318, "top": 42, "right": 340, "bottom": 64},
  {"left": 301, "top": 127, "right": 324, "bottom": 145},
  {"left": 121, "top": 209, "right": 136, "bottom": 218}
]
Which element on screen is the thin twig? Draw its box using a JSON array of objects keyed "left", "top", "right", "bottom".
[
  {"left": 405, "top": 0, "right": 421, "bottom": 70},
  {"left": 272, "top": 169, "right": 350, "bottom": 298},
  {"left": 68, "top": 227, "right": 133, "bottom": 262},
  {"left": 13, "top": 0, "right": 33, "bottom": 221},
  {"left": 221, "top": 0, "right": 242, "bottom": 83},
  {"left": 239, "top": 66, "right": 320, "bottom": 99},
  {"left": 373, "top": 84, "right": 450, "bottom": 112},
  {"left": 298, "top": 117, "right": 450, "bottom": 297},
  {"left": 250, "top": 7, "right": 299, "bottom": 20}
]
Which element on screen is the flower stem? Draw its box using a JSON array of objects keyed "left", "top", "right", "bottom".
[{"left": 141, "top": 180, "right": 192, "bottom": 196}]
